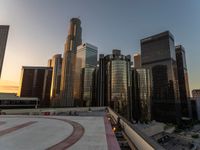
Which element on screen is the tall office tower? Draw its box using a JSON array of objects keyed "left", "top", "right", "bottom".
[
  {"left": 132, "top": 68, "right": 151, "bottom": 122},
  {"left": 60, "top": 18, "right": 82, "bottom": 107},
  {"left": 74, "top": 43, "right": 97, "bottom": 106},
  {"left": 18, "top": 66, "right": 52, "bottom": 107},
  {"left": 0, "top": 25, "right": 9, "bottom": 77},
  {"left": 81, "top": 67, "right": 95, "bottom": 107},
  {"left": 98, "top": 50, "right": 132, "bottom": 119},
  {"left": 95, "top": 54, "right": 106, "bottom": 107},
  {"left": 141, "top": 31, "right": 180, "bottom": 123},
  {"left": 192, "top": 89, "right": 200, "bottom": 100},
  {"left": 48, "top": 54, "right": 62, "bottom": 107},
  {"left": 133, "top": 52, "right": 141, "bottom": 68},
  {"left": 175, "top": 45, "right": 190, "bottom": 117}
]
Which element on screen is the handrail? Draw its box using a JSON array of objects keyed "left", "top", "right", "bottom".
[{"left": 107, "top": 107, "right": 165, "bottom": 150}]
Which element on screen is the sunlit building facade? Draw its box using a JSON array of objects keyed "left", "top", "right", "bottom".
[
  {"left": 133, "top": 52, "right": 141, "bottom": 68},
  {"left": 48, "top": 54, "right": 62, "bottom": 107},
  {"left": 0, "top": 25, "right": 9, "bottom": 77},
  {"left": 18, "top": 66, "right": 52, "bottom": 107},
  {"left": 60, "top": 18, "right": 82, "bottom": 107},
  {"left": 141, "top": 31, "right": 181, "bottom": 123}
]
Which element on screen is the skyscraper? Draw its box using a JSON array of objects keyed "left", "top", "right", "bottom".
[
  {"left": 175, "top": 45, "right": 190, "bottom": 117},
  {"left": 74, "top": 43, "right": 97, "bottom": 106},
  {"left": 0, "top": 25, "right": 9, "bottom": 77},
  {"left": 141, "top": 31, "right": 180, "bottom": 123},
  {"left": 98, "top": 50, "right": 132, "bottom": 119},
  {"left": 60, "top": 18, "right": 82, "bottom": 107},
  {"left": 48, "top": 54, "right": 62, "bottom": 107},
  {"left": 132, "top": 68, "right": 152, "bottom": 122},
  {"left": 18, "top": 66, "right": 52, "bottom": 107},
  {"left": 94, "top": 54, "right": 106, "bottom": 107},
  {"left": 133, "top": 52, "right": 141, "bottom": 68}
]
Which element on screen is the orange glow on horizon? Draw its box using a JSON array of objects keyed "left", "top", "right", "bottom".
[{"left": 0, "top": 80, "right": 19, "bottom": 93}]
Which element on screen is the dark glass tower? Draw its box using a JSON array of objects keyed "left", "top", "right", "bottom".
[
  {"left": 141, "top": 31, "right": 181, "bottom": 123},
  {"left": 18, "top": 66, "right": 52, "bottom": 107},
  {"left": 60, "top": 18, "right": 82, "bottom": 107},
  {"left": 97, "top": 50, "right": 132, "bottom": 120},
  {"left": 132, "top": 68, "right": 152, "bottom": 122},
  {"left": 0, "top": 25, "right": 9, "bottom": 77},
  {"left": 176, "top": 45, "right": 190, "bottom": 117}
]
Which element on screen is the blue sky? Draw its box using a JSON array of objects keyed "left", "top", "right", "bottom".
[{"left": 0, "top": 0, "right": 200, "bottom": 92}]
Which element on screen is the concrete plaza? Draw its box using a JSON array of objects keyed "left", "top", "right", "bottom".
[{"left": 0, "top": 115, "right": 115, "bottom": 150}]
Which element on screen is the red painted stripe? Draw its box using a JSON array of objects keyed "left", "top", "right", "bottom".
[
  {"left": 0, "top": 116, "right": 85, "bottom": 150},
  {"left": 104, "top": 116, "right": 120, "bottom": 150},
  {"left": 46, "top": 118, "right": 85, "bottom": 150},
  {"left": 0, "top": 121, "right": 37, "bottom": 136}
]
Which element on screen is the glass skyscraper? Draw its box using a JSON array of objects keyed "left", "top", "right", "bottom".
[
  {"left": 176, "top": 45, "right": 190, "bottom": 117},
  {"left": 60, "top": 18, "right": 82, "bottom": 107},
  {"left": 98, "top": 50, "right": 131, "bottom": 119},
  {"left": 141, "top": 31, "right": 181, "bottom": 123},
  {"left": 74, "top": 43, "right": 97, "bottom": 106},
  {"left": 0, "top": 25, "right": 9, "bottom": 77},
  {"left": 132, "top": 68, "right": 152, "bottom": 122}
]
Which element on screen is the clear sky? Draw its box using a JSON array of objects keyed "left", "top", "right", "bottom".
[{"left": 0, "top": 0, "right": 200, "bottom": 92}]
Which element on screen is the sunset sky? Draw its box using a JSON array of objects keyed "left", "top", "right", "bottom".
[{"left": 0, "top": 0, "right": 200, "bottom": 93}]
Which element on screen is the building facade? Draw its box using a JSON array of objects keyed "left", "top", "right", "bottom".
[
  {"left": 18, "top": 66, "right": 52, "bottom": 107},
  {"left": 60, "top": 18, "right": 82, "bottom": 107},
  {"left": 132, "top": 68, "right": 152, "bottom": 122},
  {"left": 175, "top": 45, "right": 190, "bottom": 117},
  {"left": 141, "top": 31, "right": 181, "bottom": 123},
  {"left": 133, "top": 52, "right": 141, "bottom": 68},
  {"left": 192, "top": 89, "right": 200, "bottom": 100},
  {"left": 74, "top": 43, "right": 97, "bottom": 106},
  {"left": 48, "top": 54, "right": 62, "bottom": 107},
  {"left": 97, "top": 50, "right": 132, "bottom": 119},
  {"left": 0, "top": 25, "right": 9, "bottom": 77}
]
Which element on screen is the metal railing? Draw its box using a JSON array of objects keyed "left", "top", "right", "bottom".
[{"left": 107, "top": 107, "right": 165, "bottom": 150}]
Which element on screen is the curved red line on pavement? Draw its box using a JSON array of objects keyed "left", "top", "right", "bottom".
[
  {"left": 0, "top": 121, "right": 37, "bottom": 136},
  {"left": 0, "top": 116, "right": 85, "bottom": 150},
  {"left": 46, "top": 117, "right": 85, "bottom": 150}
]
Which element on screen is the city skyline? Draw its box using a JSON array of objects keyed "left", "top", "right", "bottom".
[{"left": 0, "top": 0, "right": 200, "bottom": 93}]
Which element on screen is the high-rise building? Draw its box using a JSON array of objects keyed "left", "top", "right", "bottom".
[
  {"left": 141, "top": 31, "right": 180, "bottom": 123},
  {"left": 0, "top": 25, "right": 9, "bottom": 77},
  {"left": 175, "top": 45, "right": 190, "bottom": 117},
  {"left": 192, "top": 89, "right": 200, "bottom": 100},
  {"left": 97, "top": 50, "right": 132, "bottom": 119},
  {"left": 48, "top": 54, "right": 62, "bottom": 107},
  {"left": 18, "top": 66, "right": 52, "bottom": 107},
  {"left": 74, "top": 43, "right": 97, "bottom": 106},
  {"left": 60, "top": 18, "right": 82, "bottom": 107},
  {"left": 94, "top": 54, "right": 106, "bottom": 107},
  {"left": 81, "top": 67, "right": 95, "bottom": 107},
  {"left": 133, "top": 52, "right": 141, "bottom": 68},
  {"left": 132, "top": 68, "right": 152, "bottom": 122}
]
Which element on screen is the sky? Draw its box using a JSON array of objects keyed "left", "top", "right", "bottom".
[{"left": 0, "top": 0, "right": 200, "bottom": 93}]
